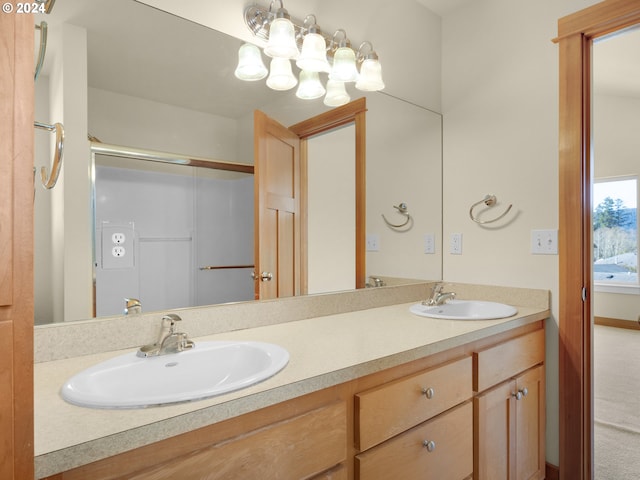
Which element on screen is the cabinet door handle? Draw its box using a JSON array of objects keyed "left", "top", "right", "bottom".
[
  {"left": 512, "top": 387, "right": 528, "bottom": 401},
  {"left": 421, "top": 387, "right": 435, "bottom": 399},
  {"left": 422, "top": 440, "right": 436, "bottom": 452}
]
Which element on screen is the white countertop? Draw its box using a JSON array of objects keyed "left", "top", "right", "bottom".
[{"left": 34, "top": 299, "right": 549, "bottom": 478}]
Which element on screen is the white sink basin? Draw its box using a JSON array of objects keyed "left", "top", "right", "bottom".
[
  {"left": 61, "top": 341, "right": 289, "bottom": 409},
  {"left": 410, "top": 300, "right": 517, "bottom": 320}
]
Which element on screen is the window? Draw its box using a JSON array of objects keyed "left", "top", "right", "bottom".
[{"left": 593, "top": 176, "right": 638, "bottom": 291}]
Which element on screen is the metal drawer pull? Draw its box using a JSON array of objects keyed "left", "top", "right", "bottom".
[
  {"left": 423, "top": 440, "right": 436, "bottom": 452},
  {"left": 421, "top": 387, "right": 435, "bottom": 399}
]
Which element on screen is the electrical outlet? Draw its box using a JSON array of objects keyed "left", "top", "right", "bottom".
[
  {"left": 450, "top": 233, "right": 463, "bottom": 255},
  {"left": 101, "top": 222, "right": 135, "bottom": 269},
  {"left": 531, "top": 229, "right": 558, "bottom": 254},
  {"left": 112, "top": 232, "right": 126, "bottom": 244},
  {"left": 366, "top": 234, "right": 380, "bottom": 252},
  {"left": 424, "top": 233, "right": 435, "bottom": 254}
]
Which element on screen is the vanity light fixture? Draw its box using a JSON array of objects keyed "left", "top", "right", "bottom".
[
  {"left": 355, "top": 42, "right": 385, "bottom": 91},
  {"left": 296, "top": 70, "right": 325, "bottom": 99},
  {"left": 238, "top": 1, "right": 385, "bottom": 106},
  {"left": 263, "top": 1, "right": 298, "bottom": 59},
  {"left": 234, "top": 43, "right": 268, "bottom": 81},
  {"left": 296, "top": 15, "right": 331, "bottom": 73},
  {"left": 328, "top": 30, "right": 359, "bottom": 83}
]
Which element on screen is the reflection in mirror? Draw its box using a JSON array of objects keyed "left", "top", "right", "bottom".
[
  {"left": 592, "top": 25, "right": 640, "bottom": 478},
  {"left": 33, "top": 0, "right": 442, "bottom": 324}
]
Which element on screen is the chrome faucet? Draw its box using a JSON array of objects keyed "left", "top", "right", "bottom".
[
  {"left": 422, "top": 283, "right": 456, "bottom": 306},
  {"left": 124, "top": 297, "right": 142, "bottom": 315},
  {"left": 137, "top": 313, "right": 195, "bottom": 358}
]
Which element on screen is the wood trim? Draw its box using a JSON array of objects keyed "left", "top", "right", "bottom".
[
  {"left": 289, "top": 98, "right": 367, "bottom": 138},
  {"left": 594, "top": 316, "right": 640, "bottom": 330},
  {"left": 0, "top": 6, "right": 35, "bottom": 480},
  {"left": 546, "top": 462, "right": 560, "bottom": 480},
  {"left": 557, "top": 1, "right": 640, "bottom": 479},
  {"left": 289, "top": 98, "right": 367, "bottom": 289}
]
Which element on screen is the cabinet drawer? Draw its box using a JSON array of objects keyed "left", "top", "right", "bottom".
[
  {"left": 127, "top": 401, "right": 346, "bottom": 480},
  {"left": 474, "top": 329, "right": 544, "bottom": 392},
  {"left": 356, "top": 356, "right": 472, "bottom": 451},
  {"left": 355, "top": 401, "right": 473, "bottom": 480}
]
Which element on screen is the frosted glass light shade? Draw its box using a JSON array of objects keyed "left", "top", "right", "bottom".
[
  {"left": 355, "top": 58, "right": 385, "bottom": 91},
  {"left": 264, "top": 17, "right": 299, "bottom": 59},
  {"left": 266, "top": 57, "right": 298, "bottom": 91},
  {"left": 329, "top": 46, "right": 358, "bottom": 82},
  {"left": 234, "top": 43, "right": 268, "bottom": 81},
  {"left": 296, "top": 33, "right": 330, "bottom": 73},
  {"left": 323, "top": 79, "right": 350, "bottom": 107},
  {"left": 296, "top": 70, "right": 325, "bottom": 99}
]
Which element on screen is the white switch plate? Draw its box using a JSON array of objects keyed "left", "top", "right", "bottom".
[
  {"left": 531, "top": 229, "right": 558, "bottom": 255},
  {"left": 366, "top": 234, "right": 380, "bottom": 252},
  {"left": 424, "top": 233, "right": 435, "bottom": 254},
  {"left": 450, "top": 233, "right": 463, "bottom": 255}
]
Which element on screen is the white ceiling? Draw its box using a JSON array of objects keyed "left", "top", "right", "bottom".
[{"left": 35, "top": 0, "right": 289, "bottom": 118}]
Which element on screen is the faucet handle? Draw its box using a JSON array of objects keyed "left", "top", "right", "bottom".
[{"left": 161, "top": 313, "right": 182, "bottom": 332}]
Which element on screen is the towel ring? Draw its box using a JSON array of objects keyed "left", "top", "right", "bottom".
[
  {"left": 469, "top": 194, "right": 512, "bottom": 224},
  {"left": 34, "top": 121, "right": 64, "bottom": 189},
  {"left": 382, "top": 202, "right": 412, "bottom": 229}
]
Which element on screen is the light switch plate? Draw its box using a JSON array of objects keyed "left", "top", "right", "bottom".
[
  {"left": 450, "top": 233, "right": 463, "bottom": 255},
  {"left": 366, "top": 234, "right": 380, "bottom": 252},
  {"left": 531, "top": 229, "right": 558, "bottom": 255},
  {"left": 424, "top": 233, "right": 435, "bottom": 254}
]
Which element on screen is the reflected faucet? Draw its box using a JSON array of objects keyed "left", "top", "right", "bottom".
[
  {"left": 124, "top": 298, "right": 142, "bottom": 315},
  {"left": 137, "top": 313, "right": 195, "bottom": 358},
  {"left": 422, "top": 283, "right": 456, "bottom": 306}
]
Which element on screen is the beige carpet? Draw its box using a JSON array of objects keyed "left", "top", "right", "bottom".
[{"left": 594, "top": 325, "right": 640, "bottom": 479}]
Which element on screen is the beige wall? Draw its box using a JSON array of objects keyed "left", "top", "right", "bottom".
[{"left": 440, "top": 0, "right": 601, "bottom": 466}]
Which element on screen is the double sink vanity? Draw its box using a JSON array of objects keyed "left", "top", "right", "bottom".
[{"left": 35, "top": 282, "right": 549, "bottom": 480}]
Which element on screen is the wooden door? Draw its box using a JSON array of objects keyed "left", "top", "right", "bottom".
[
  {"left": 515, "top": 366, "right": 545, "bottom": 480},
  {"left": 253, "top": 110, "right": 301, "bottom": 300},
  {"left": 0, "top": 6, "right": 35, "bottom": 479},
  {"left": 474, "top": 380, "right": 516, "bottom": 480}
]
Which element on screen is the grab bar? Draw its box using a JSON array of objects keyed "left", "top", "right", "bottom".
[
  {"left": 34, "top": 22, "right": 47, "bottom": 81},
  {"left": 469, "top": 194, "right": 513, "bottom": 224},
  {"left": 199, "top": 265, "right": 254, "bottom": 270},
  {"left": 34, "top": 121, "right": 64, "bottom": 189}
]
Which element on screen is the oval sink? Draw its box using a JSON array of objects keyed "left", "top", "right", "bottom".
[
  {"left": 410, "top": 300, "right": 517, "bottom": 320},
  {"left": 61, "top": 341, "right": 289, "bottom": 409}
]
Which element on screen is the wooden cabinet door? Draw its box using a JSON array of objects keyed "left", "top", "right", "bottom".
[
  {"left": 475, "top": 365, "right": 546, "bottom": 480},
  {"left": 474, "top": 380, "right": 517, "bottom": 480},
  {"left": 253, "top": 110, "right": 301, "bottom": 300},
  {"left": 515, "top": 365, "right": 545, "bottom": 480}
]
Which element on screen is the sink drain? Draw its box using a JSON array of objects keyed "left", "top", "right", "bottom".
[{"left": 165, "top": 362, "right": 179, "bottom": 368}]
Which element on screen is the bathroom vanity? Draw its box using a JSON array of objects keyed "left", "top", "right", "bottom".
[{"left": 35, "top": 284, "right": 549, "bottom": 480}]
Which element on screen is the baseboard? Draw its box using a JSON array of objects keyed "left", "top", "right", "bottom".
[
  {"left": 595, "top": 316, "right": 640, "bottom": 330},
  {"left": 546, "top": 462, "right": 559, "bottom": 480}
]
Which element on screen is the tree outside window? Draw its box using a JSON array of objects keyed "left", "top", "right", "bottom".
[{"left": 593, "top": 177, "right": 638, "bottom": 284}]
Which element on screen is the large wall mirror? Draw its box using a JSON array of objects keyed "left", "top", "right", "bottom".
[{"left": 33, "top": 0, "right": 442, "bottom": 324}]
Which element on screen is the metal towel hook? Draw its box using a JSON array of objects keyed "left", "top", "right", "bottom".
[
  {"left": 382, "top": 202, "right": 412, "bottom": 229},
  {"left": 34, "top": 121, "right": 64, "bottom": 189},
  {"left": 469, "top": 194, "right": 513, "bottom": 224}
]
